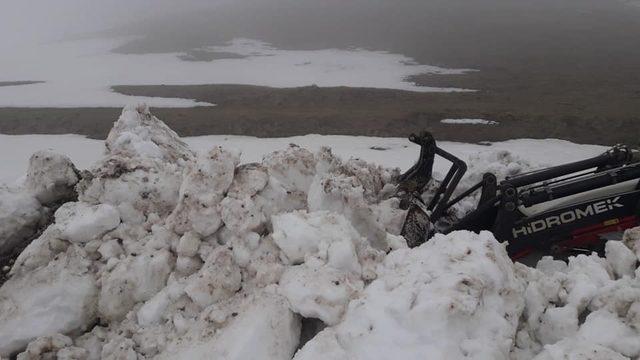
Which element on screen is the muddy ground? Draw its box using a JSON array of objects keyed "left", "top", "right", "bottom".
[{"left": 0, "top": 78, "right": 637, "bottom": 146}]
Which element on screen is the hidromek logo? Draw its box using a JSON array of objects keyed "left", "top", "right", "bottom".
[{"left": 512, "top": 196, "right": 624, "bottom": 238}]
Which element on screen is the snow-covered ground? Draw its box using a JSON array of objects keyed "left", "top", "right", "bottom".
[
  {"left": 0, "top": 37, "right": 473, "bottom": 108},
  {"left": 0, "top": 133, "right": 605, "bottom": 186},
  {"left": 1, "top": 106, "right": 638, "bottom": 360},
  {"left": 441, "top": 118, "right": 499, "bottom": 125}
]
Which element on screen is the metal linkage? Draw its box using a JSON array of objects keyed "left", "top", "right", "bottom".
[
  {"left": 505, "top": 145, "right": 634, "bottom": 188},
  {"left": 428, "top": 147, "right": 468, "bottom": 221}
]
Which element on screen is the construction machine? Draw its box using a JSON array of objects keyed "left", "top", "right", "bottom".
[{"left": 398, "top": 131, "right": 640, "bottom": 259}]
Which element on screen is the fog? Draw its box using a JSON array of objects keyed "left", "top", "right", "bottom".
[
  {"left": 2, "top": 0, "right": 640, "bottom": 99},
  {"left": 108, "top": 0, "right": 640, "bottom": 71},
  {"left": 4, "top": 0, "right": 640, "bottom": 71},
  {"left": 0, "top": 0, "right": 226, "bottom": 47}
]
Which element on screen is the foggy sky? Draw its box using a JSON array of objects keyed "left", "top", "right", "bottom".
[
  {"left": 2, "top": 0, "right": 640, "bottom": 76},
  {"left": 0, "top": 0, "right": 227, "bottom": 47}
]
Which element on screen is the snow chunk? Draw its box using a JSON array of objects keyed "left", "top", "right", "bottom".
[
  {"left": 533, "top": 341, "right": 628, "bottom": 360},
  {"left": 106, "top": 104, "right": 193, "bottom": 163},
  {"left": 17, "top": 334, "right": 88, "bottom": 360},
  {"left": 0, "top": 250, "right": 98, "bottom": 357},
  {"left": 536, "top": 306, "right": 579, "bottom": 345},
  {"left": 534, "top": 309, "right": 640, "bottom": 359},
  {"left": 100, "top": 336, "right": 138, "bottom": 360},
  {"left": 79, "top": 106, "right": 192, "bottom": 220},
  {"left": 167, "top": 146, "right": 239, "bottom": 237},
  {"left": 308, "top": 155, "right": 404, "bottom": 249},
  {"left": 184, "top": 247, "right": 241, "bottom": 309},
  {"left": 263, "top": 145, "right": 316, "bottom": 193},
  {"left": 99, "top": 249, "right": 173, "bottom": 321},
  {"left": 622, "top": 226, "right": 640, "bottom": 259},
  {"left": 280, "top": 263, "right": 363, "bottom": 325},
  {"left": 158, "top": 291, "right": 300, "bottom": 360},
  {"left": 296, "top": 231, "right": 525, "bottom": 360},
  {"left": 24, "top": 150, "right": 79, "bottom": 205},
  {"left": 9, "top": 227, "right": 67, "bottom": 275},
  {"left": 0, "top": 186, "right": 45, "bottom": 255},
  {"left": 177, "top": 232, "right": 201, "bottom": 258},
  {"left": 78, "top": 156, "right": 183, "bottom": 221},
  {"left": 451, "top": 150, "right": 530, "bottom": 217},
  {"left": 98, "top": 239, "right": 124, "bottom": 260},
  {"left": 605, "top": 240, "right": 637, "bottom": 278},
  {"left": 219, "top": 196, "right": 265, "bottom": 234},
  {"left": 271, "top": 210, "right": 363, "bottom": 266},
  {"left": 227, "top": 163, "right": 269, "bottom": 198},
  {"left": 137, "top": 281, "right": 186, "bottom": 327},
  {"left": 55, "top": 202, "right": 120, "bottom": 244}
]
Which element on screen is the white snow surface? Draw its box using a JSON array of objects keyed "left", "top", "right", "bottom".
[
  {"left": 0, "top": 37, "right": 473, "bottom": 107},
  {"left": 0, "top": 134, "right": 606, "bottom": 186},
  {"left": 441, "top": 118, "right": 500, "bottom": 125},
  {"left": 1, "top": 106, "right": 639, "bottom": 360}
]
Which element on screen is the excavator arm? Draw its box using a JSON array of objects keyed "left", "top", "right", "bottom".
[{"left": 398, "top": 131, "right": 640, "bottom": 258}]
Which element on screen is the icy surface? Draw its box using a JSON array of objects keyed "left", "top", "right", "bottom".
[{"left": 1, "top": 106, "right": 639, "bottom": 359}]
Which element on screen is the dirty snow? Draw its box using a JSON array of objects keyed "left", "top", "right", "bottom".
[{"left": 0, "top": 106, "right": 638, "bottom": 359}]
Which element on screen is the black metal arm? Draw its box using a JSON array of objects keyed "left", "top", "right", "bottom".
[{"left": 505, "top": 145, "right": 633, "bottom": 188}]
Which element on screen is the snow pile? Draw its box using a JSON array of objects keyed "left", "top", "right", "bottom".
[
  {"left": 1, "top": 105, "right": 639, "bottom": 360},
  {"left": 0, "top": 106, "right": 404, "bottom": 358},
  {"left": 78, "top": 104, "right": 192, "bottom": 222}
]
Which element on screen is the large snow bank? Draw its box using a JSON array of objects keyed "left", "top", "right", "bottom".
[
  {"left": 1, "top": 105, "right": 639, "bottom": 360},
  {"left": 0, "top": 106, "right": 405, "bottom": 358}
]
